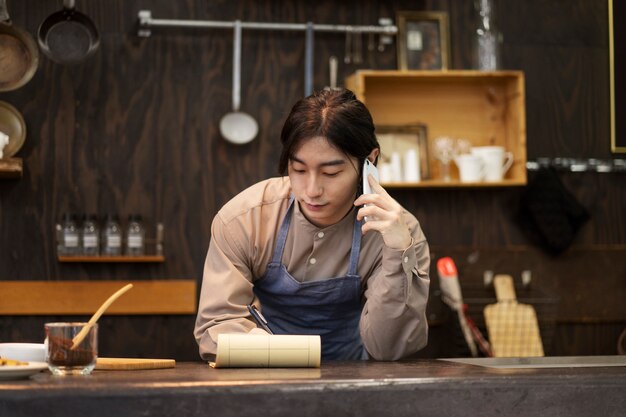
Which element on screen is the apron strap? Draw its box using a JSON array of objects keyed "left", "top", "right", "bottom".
[
  {"left": 347, "top": 217, "right": 363, "bottom": 276},
  {"left": 271, "top": 196, "right": 295, "bottom": 264}
]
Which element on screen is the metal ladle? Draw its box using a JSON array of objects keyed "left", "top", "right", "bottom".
[{"left": 219, "top": 20, "right": 258, "bottom": 145}]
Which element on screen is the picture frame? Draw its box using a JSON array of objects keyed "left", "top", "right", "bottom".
[
  {"left": 609, "top": 0, "right": 625, "bottom": 153},
  {"left": 396, "top": 11, "right": 450, "bottom": 70},
  {"left": 375, "top": 124, "right": 430, "bottom": 182}
]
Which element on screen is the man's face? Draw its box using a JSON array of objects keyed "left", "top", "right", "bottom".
[{"left": 288, "top": 137, "right": 360, "bottom": 228}]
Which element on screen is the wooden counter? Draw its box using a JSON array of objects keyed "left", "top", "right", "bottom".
[{"left": 1, "top": 359, "right": 625, "bottom": 416}]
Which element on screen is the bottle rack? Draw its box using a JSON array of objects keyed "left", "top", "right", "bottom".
[
  {"left": 57, "top": 223, "right": 165, "bottom": 263},
  {"left": 57, "top": 255, "right": 165, "bottom": 263}
]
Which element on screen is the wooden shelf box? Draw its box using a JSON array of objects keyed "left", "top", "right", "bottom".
[{"left": 345, "top": 70, "right": 527, "bottom": 187}]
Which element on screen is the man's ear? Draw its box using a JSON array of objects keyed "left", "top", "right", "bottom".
[{"left": 367, "top": 148, "right": 380, "bottom": 164}]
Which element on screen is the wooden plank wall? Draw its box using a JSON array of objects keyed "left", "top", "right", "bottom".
[
  {"left": 0, "top": 0, "right": 623, "bottom": 359},
  {"left": 420, "top": 0, "right": 625, "bottom": 355}
]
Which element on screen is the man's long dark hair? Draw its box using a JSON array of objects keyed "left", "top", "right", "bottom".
[{"left": 278, "top": 88, "right": 380, "bottom": 175}]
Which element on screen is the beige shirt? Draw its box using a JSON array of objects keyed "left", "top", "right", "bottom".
[{"left": 194, "top": 177, "right": 430, "bottom": 360}]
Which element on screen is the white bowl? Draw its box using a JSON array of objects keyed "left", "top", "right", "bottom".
[{"left": 0, "top": 343, "right": 46, "bottom": 362}]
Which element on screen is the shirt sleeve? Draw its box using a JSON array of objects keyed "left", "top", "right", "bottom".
[
  {"left": 359, "top": 220, "right": 430, "bottom": 361},
  {"left": 193, "top": 213, "right": 259, "bottom": 360}
]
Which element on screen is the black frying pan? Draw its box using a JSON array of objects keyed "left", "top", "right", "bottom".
[
  {"left": 38, "top": 0, "right": 99, "bottom": 65},
  {"left": 0, "top": 0, "right": 39, "bottom": 91}
]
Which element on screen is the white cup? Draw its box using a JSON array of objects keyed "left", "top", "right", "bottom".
[
  {"left": 454, "top": 154, "right": 484, "bottom": 182},
  {"left": 471, "top": 146, "right": 513, "bottom": 182},
  {"left": 378, "top": 163, "right": 393, "bottom": 183},
  {"left": 403, "top": 149, "right": 421, "bottom": 182},
  {"left": 390, "top": 152, "right": 403, "bottom": 182}
]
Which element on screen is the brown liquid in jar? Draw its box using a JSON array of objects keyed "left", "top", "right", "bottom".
[{"left": 47, "top": 335, "right": 95, "bottom": 366}]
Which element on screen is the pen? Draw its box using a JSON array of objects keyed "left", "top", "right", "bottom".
[{"left": 247, "top": 304, "right": 274, "bottom": 335}]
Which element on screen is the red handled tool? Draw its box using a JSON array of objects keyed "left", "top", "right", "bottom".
[{"left": 437, "top": 257, "right": 478, "bottom": 357}]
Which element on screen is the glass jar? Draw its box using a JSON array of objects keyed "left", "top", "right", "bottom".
[
  {"left": 81, "top": 214, "right": 100, "bottom": 256},
  {"left": 126, "top": 214, "right": 145, "bottom": 256},
  {"left": 61, "top": 213, "right": 79, "bottom": 256},
  {"left": 102, "top": 214, "right": 122, "bottom": 256}
]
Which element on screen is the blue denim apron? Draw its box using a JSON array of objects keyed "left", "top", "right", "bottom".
[{"left": 253, "top": 198, "right": 367, "bottom": 360}]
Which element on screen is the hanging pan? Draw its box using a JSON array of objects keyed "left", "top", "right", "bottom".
[
  {"left": 38, "top": 0, "right": 100, "bottom": 65},
  {"left": 0, "top": 0, "right": 39, "bottom": 91}
]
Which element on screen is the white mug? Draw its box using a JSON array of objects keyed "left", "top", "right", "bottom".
[
  {"left": 471, "top": 146, "right": 513, "bottom": 181},
  {"left": 390, "top": 152, "right": 403, "bottom": 182},
  {"left": 378, "top": 163, "right": 393, "bottom": 183},
  {"left": 403, "top": 149, "right": 421, "bottom": 182},
  {"left": 454, "top": 154, "right": 484, "bottom": 182}
]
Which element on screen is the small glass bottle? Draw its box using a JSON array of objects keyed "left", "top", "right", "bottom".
[
  {"left": 102, "top": 214, "right": 122, "bottom": 256},
  {"left": 81, "top": 214, "right": 100, "bottom": 256},
  {"left": 126, "top": 214, "right": 145, "bottom": 256},
  {"left": 474, "top": 0, "right": 502, "bottom": 71},
  {"left": 61, "top": 213, "right": 80, "bottom": 256}
]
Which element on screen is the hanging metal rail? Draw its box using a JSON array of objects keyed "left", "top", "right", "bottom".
[{"left": 136, "top": 10, "right": 397, "bottom": 37}]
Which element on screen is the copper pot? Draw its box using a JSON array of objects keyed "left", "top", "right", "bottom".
[{"left": 0, "top": 0, "right": 39, "bottom": 92}]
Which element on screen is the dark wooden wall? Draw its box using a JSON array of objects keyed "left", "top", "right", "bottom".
[{"left": 0, "top": 0, "right": 623, "bottom": 360}]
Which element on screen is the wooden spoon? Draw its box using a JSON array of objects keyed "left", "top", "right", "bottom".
[{"left": 70, "top": 283, "right": 133, "bottom": 350}]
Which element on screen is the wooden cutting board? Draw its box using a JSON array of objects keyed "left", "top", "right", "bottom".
[
  {"left": 96, "top": 357, "right": 176, "bottom": 370},
  {"left": 484, "top": 275, "right": 544, "bottom": 357}
]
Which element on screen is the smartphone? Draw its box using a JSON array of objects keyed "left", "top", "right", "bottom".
[
  {"left": 361, "top": 159, "right": 379, "bottom": 222},
  {"left": 362, "top": 159, "right": 379, "bottom": 195}
]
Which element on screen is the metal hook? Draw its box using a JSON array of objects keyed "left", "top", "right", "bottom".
[
  {"left": 344, "top": 26, "right": 352, "bottom": 64},
  {"left": 352, "top": 30, "right": 362, "bottom": 64}
]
